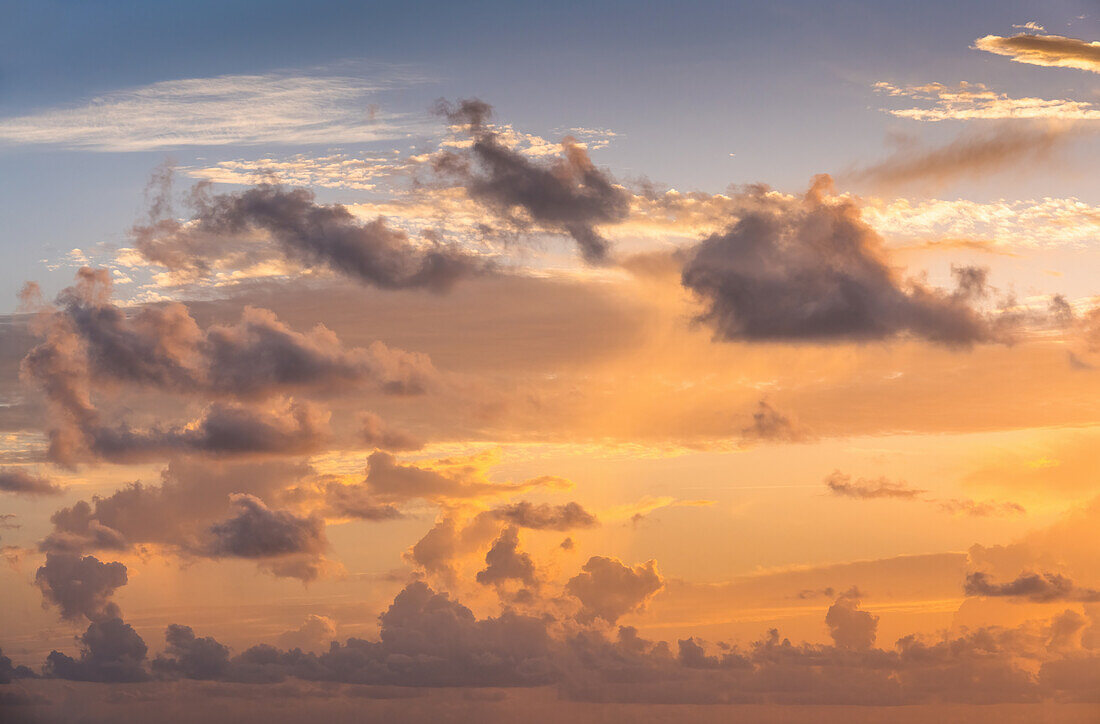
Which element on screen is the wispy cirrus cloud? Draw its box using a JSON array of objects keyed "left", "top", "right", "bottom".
[
  {"left": 0, "top": 72, "right": 428, "bottom": 151},
  {"left": 974, "top": 33, "right": 1100, "bottom": 74}
]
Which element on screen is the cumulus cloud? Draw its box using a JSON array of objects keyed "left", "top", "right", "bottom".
[
  {"left": 275, "top": 615, "right": 338, "bottom": 654},
  {"left": 0, "top": 468, "right": 62, "bottom": 496},
  {"left": 974, "top": 33, "right": 1100, "bottom": 74},
  {"left": 567, "top": 556, "right": 664, "bottom": 624},
  {"left": 34, "top": 553, "right": 128, "bottom": 622},
  {"left": 825, "top": 471, "right": 924, "bottom": 499},
  {"left": 151, "top": 624, "right": 232, "bottom": 680},
  {"left": 476, "top": 526, "right": 537, "bottom": 587},
  {"left": 45, "top": 618, "right": 149, "bottom": 682},
  {"left": 21, "top": 268, "right": 433, "bottom": 463},
  {"left": 207, "top": 494, "right": 327, "bottom": 559},
  {"left": 681, "top": 176, "right": 1005, "bottom": 346},
  {"left": 432, "top": 99, "right": 630, "bottom": 264},
  {"left": 133, "top": 184, "right": 486, "bottom": 289},
  {"left": 825, "top": 592, "right": 879, "bottom": 650},
  {"left": 965, "top": 571, "right": 1100, "bottom": 602}
]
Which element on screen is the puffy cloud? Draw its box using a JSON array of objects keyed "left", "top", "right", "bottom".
[
  {"left": 0, "top": 468, "right": 62, "bottom": 496},
  {"left": 275, "top": 615, "right": 337, "bottom": 653},
  {"left": 133, "top": 184, "right": 486, "bottom": 289},
  {"left": 491, "top": 501, "right": 598, "bottom": 530},
  {"left": 965, "top": 571, "right": 1100, "bottom": 603},
  {"left": 41, "top": 458, "right": 308, "bottom": 555},
  {"left": 824, "top": 471, "right": 924, "bottom": 499},
  {"left": 974, "top": 33, "right": 1100, "bottom": 74},
  {"left": 433, "top": 99, "right": 630, "bottom": 264},
  {"left": 34, "top": 553, "right": 127, "bottom": 622},
  {"left": 207, "top": 494, "right": 327, "bottom": 560},
  {"left": 45, "top": 618, "right": 149, "bottom": 682},
  {"left": 681, "top": 176, "right": 1003, "bottom": 346},
  {"left": 151, "top": 624, "right": 231, "bottom": 680},
  {"left": 567, "top": 556, "right": 664, "bottom": 624},
  {"left": 476, "top": 526, "right": 537, "bottom": 587},
  {"left": 0, "top": 648, "right": 36, "bottom": 683},
  {"left": 825, "top": 592, "right": 879, "bottom": 650}
]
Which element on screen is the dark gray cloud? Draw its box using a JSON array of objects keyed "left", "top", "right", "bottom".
[
  {"left": 825, "top": 471, "right": 925, "bottom": 500},
  {"left": 491, "top": 501, "right": 598, "bottom": 530},
  {"left": 0, "top": 648, "right": 36, "bottom": 683},
  {"left": 134, "top": 184, "right": 487, "bottom": 290},
  {"left": 433, "top": 99, "right": 630, "bottom": 264},
  {"left": 151, "top": 624, "right": 231, "bottom": 680},
  {"left": 476, "top": 526, "right": 537, "bottom": 587},
  {"left": 207, "top": 494, "right": 327, "bottom": 559},
  {"left": 566, "top": 556, "right": 664, "bottom": 624},
  {"left": 824, "top": 592, "right": 878, "bottom": 650},
  {"left": 34, "top": 553, "right": 128, "bottom": 622},
  {"left": 681, "top": 176, "right": 1005, "bottom": 346},
  {"left": 0, "top": 468, "right": 62, "bottom": 496},
  {"left": 965, "top": 571, "right": 1100, "bottom": 603},
  {"left": 45, "top": 618, "right": 149, "bottom": 683}
]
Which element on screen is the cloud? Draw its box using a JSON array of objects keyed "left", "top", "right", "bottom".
[
  {"left": 275, "top": 615, "right": 337, "bottom": 654},
  {"left": 974, "top": 33, "right": 1100, "bottom": 74},
  {"left": 965, "top": 571, "right": 1100, "bottom": 602},
  {"left": 359, "top": 412, "right": 423, "bottom": 451},
  {"left": 207, "top": 494, "right": 327, "bottom": 559},
  {"left": 491, "top": 501, "right": 598, "bottom": 530},
  {"left": 851, "top": 125, "right": 1075, "bottom": 188},
  {"left": 681, "top": 176, "right": 1005, "bottom": 346},
  {"left": 0, "top": 468, "right": 62, "bottom": 496},
  {"left": 21, "top": 269, "right": 433, "bottom": 463},
  {"left": 432, "top": 99, "right": 630, "bottom": 264},
  {"left": 45, "top": 618, "right": 149, "bottom": 682},
  {"left": 356, "top": 450, "right": 571, "bottom": 504},
  {"left": 824, "top": 471, "right": 925, "bottom": 499},
  {"left": 937, "top": 498, "right": 1027, "bottom": 517},
  {"left": 133, "top": 185, "right": 487, "bottom": 290},
  {"left": 741, "top": 400, "right": 811, "bottom": 445},
  {"left": 476, "top": 526, "right": 538, "bottom": 587},
  {"left": 151, "top": 624, "right": 231, "bottom": 680},
  {"left": 566, "top": 556, "right": 664, "bottom": 623},
  {"left": 873, "top": 80, "right": 1100, "bottom": 121},
  {"left": 0, "top": 72, "right": 422, "bottom": 151},
  {"left": 34, "top": 553, "right": 128, "bottom": 622},
  {"left": 824, "top": 591, "right": 879, "bottom": 650}
]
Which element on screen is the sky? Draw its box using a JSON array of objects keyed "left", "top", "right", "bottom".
[{"left": 2, "top": 1, "right": 1100, "bottom": 722}]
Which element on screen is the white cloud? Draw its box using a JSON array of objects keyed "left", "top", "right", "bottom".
[
  {"left": 0, "top": 72, "right": 428, "bottom": 151},
  {"left": 873, "top": 80, "right": 1100, "bottom": 121}
]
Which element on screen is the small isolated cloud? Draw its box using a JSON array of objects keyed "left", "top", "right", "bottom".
[
  {"left": 974, "top": 33, "right": 1100, "bottom": 74},
  {"left": 825, "top": 471, "right": 925, "bottom": 499},
  {"left": 566, "top": 556, "right": 664, "bottom": 623}
]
